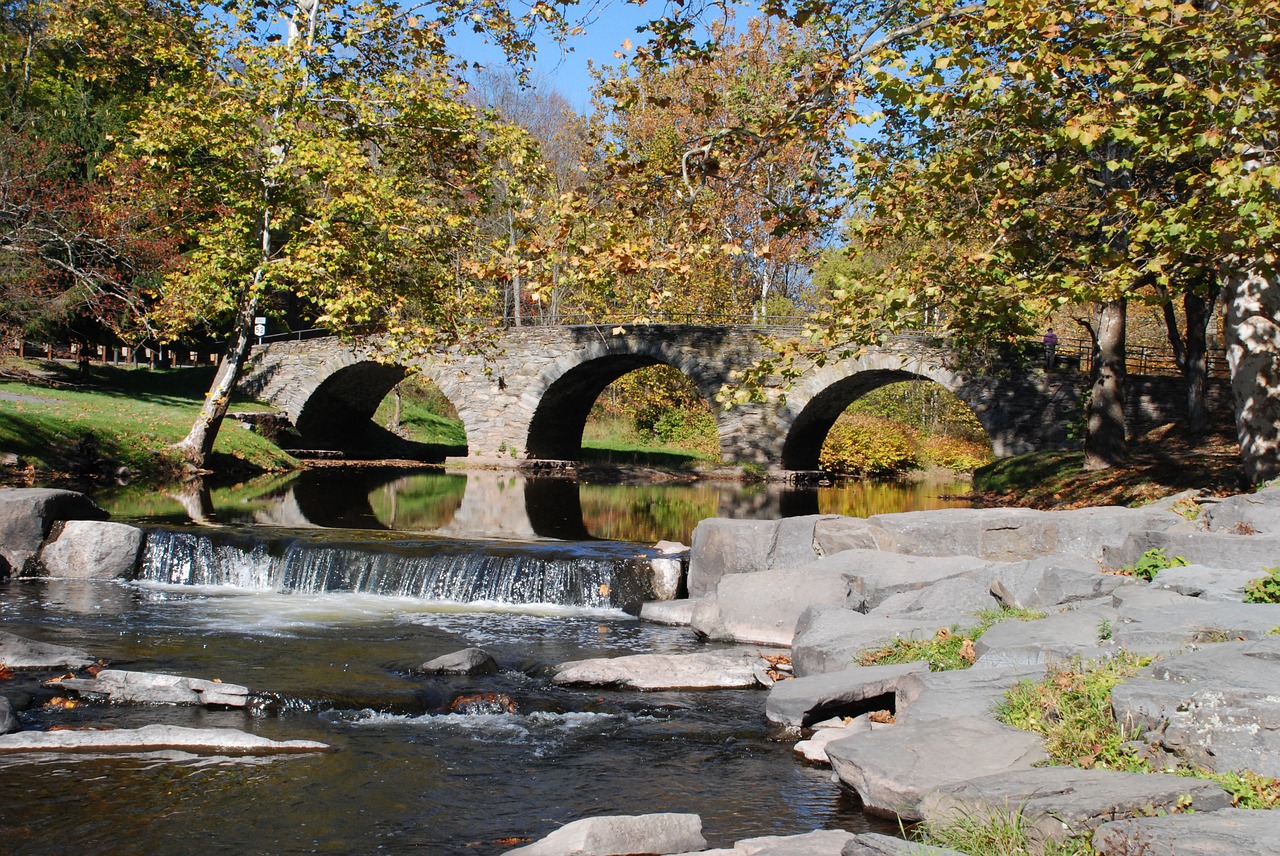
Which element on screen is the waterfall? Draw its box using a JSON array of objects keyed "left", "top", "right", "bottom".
[{"left": 137, "top": 528, "right": 672, "bottom": 608}]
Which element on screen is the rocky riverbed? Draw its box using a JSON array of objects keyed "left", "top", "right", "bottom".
[{"left": 3, "top": 485, "right": 1280, "bottom": 854}]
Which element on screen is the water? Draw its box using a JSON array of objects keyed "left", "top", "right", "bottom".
[
  {"left": 2, "top": 470, "right": 967, "bottom": 853},
  {"left": 0, "top": 581, "right": 893, "bottom": 855},
  {"left": 93, "top": 467, "right": 975, "bottom": 543}
]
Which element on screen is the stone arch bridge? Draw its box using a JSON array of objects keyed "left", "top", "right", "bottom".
[{"left": 238, "top": 324, "right": 1092, "bottom": 473}]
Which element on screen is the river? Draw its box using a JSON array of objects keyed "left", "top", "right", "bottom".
[{"left": 1, "top": 468, "right": 972, "bottom": 854}]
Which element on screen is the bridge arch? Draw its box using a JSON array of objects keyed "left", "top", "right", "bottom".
[
  {"left": 779, "top": 351, "right": 976, "bottom": 471},
  {"left": 295, "top": 361, "right": 410, "bottom": 442},
  {"left": 521, "top": 336, "right": 730, "bottom": 460}
]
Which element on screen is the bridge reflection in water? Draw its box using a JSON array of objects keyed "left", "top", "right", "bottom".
[{"left": 154, "top": 468, "right": 975, "bottom": 545}]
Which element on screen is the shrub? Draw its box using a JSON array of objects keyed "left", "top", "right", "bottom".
[
  {"left": 1115, "top": 548, "right": 1188, "bottom": 581},
  {"left": 820, "top": 413, "right": 920, "bottom": 476},
  {"left": 918, "top": 434, "right": 994, "bottom": 472},
  {"left": 1244, "top": 566, "right": 1280, "bottom": 604}
]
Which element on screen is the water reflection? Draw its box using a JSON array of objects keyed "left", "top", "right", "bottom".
[{"left": 96, "top": 468, "right": 975, "bottom": 544}]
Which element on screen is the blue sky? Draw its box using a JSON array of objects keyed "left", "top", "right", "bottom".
[{"left": 449, "top": 2, "right": 660, "bottom": 113}]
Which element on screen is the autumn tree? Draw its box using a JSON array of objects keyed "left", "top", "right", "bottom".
[
  {"left": 661, "top": 0, "right": 1278, "bottom": 481},
  {"left": 574, "top": 17, "right": 844, "bottom": 322},
  {"left": 122, "top": 0, "right": 567, "bottom": 470},
  {"left": 0, "top": 0, "right": 198, "bottom": 346}
]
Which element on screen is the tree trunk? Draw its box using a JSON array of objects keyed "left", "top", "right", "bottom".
[
  {"left": 1181, "top": 290, "right": 1214, "bottom": 438},
  {"left": 1224, "top": 265, "right": 1280, "bottom": 484},
  {"left": 1084, "top": 298, "right": 1128, "bottom": 470},
  {"left": 172, "top": 296, "right": 258, "bottom": 470}
]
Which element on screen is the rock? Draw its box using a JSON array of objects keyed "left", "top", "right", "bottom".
[
  {"left": 824, "top": 718, "right": 1047, "bottom": 821},
  {"left": 895, "top": 664, "right": 1044, "bottom": 725},
  {"left": 988, "top": 556, "right": 1125, "bottom": 610},
  {"left": 813, "top": 517, "right": 897, "bottom": 555},
  {"left": 869, "top": 576, "right": 998, "bottom": 622},
  {"left": 0, "top": 723, "right": 330, "bottom": 754},
  {"left": 1199, "top": 485, "right": 1280, "bottom": 535},
  {"left": 832, "top": 550, "right": 994, "bottom": 613},
  {"left": 639, "top": 599, "right": 700, "bottom": 626},
  {"left": 506, "top": 813, "right": 706, "bottom": 856},
  {"left": 35, "top": 520, "right": 144, "bottom": 579},
  {"left": 551, "top": 650, "right": 774, "bottom": 690},
  {"left": 866, "top": 504, "right": 1180, "bottom": 563},
  {"left": 692, "top": 564, "right": 850, "bottom": 646},
  {"left": 1149, "top": 564, "right": 1263, "bottom": 602},
  {"left": 55, "top": 669, "right": 251, "bottom": 707},
  {"left": 687, "top": 516, "right": 831, "bottom": 597},
  {"left": 699, "top": 829, "right": 859, "bottom": 855},
  {"left": 418, "top": 648, "right": 498, "bottom": 675},
  {"left": 793, "top": 716, "right": 874, "bottom": 763},
  {"left": 790, "top": 606, "right": 943, "bottom": 677},
  {"left": 921, "top": 768, "right": 1231, "bottom": 849},
  {"left": 449, "top": 693, "right": 517, "bottom": 714},
  {"left": 1109, "top": 596, "right": 1280, "bottom": 653},
  {"left": 842, "top": 833, "right": 970, "bottom": 856},
  {"left": 1102, "top": 530, "right": 1280, "bottom": 575},
  {"left": 1092, "top": 808, "right": 1280, "bottom": 855},
  {"left": 971, "top": 605, "right": 1120, "bottom": 669},
  {"left": 765, "top": 662, "right": 928, "bottom": 728},
  {"left": 1109, "top": 639, "right": 1280, "bottom": 776},
  {"left": 0, "top": 630, "right": 95, "bottom": 670},
  {"left": 0, "top": 695, "right": 18, "bottom": 735},
  {"left": 0, "top": 487, "right": 109, "bottom": 572},
  {"left": 648, "top": 555, "right": 685, "bottom": 601}
]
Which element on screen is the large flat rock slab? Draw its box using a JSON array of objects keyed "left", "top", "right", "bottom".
[
  {"left": 825, "top": 718, "right": 1047, "bottom": 820},
  {"left": 1103, "top": 530, "right": 1280, "bottom": 575},
  {"left": 841, "top": 833, "right": 968, "bottom": 855},
  {"left": 1150, "top": 564, "right": 1265, "bottom": 602},
  {"left": 1092, "top": 808, "right": 1280, "bottom": 855},
  {"left": 507, "top": 813, "right": 706, "bottom": 856},
  {"left": 56, "top": 669, "right": 251, "bottom": 707},
  {"left": 921, "top": 768, "right": 1231, "bottom": 849},
  {"left": 697, "top": 829, "right": 858, "bottom": 856},
  {"left": 692, "top": 564, "right": 849, "bottom": 646},
  {"left": 1111, "top": 639, "right": 1280, "bottom": 776},
  {"left": 1200, "top": 485, "right": 1280, "bottom": 535},
  {"left": 550, "top": 650, "right": 774, "bottom": 690},
  {"left": 0, "top": 724, "right": 330, "bottom": 754},
  {"left": 971, "top": 606, "right": 1119, "bottom": 669},
  {"left": 895, "top": 664, "right": 1045, "bottom": 725},
  {"left": 791, "top": 606, "right": 944, "bottom": 677},
  {"left": 867, "top": 505, "right": 1180, "bottom": 562},
  {"left": 0, "top": 631, "right": 95, "bottom": 670},
  {"left": 830, "top": 550, "right": 993, "bottom": 613},
  {"left": 765, "top": 662, "right": 928, "bottom": 728},
  {"left": 687, "top": 517, "right": 831, "bottom": 597}
]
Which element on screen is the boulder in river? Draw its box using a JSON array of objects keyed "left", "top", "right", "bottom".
[
  {"left": 0, "top": 723, "right": 330, "bottom": 754},
  {"left": 54, "top": 669, "right": 251, "bottom": 708},
  {"left": 506, "top": 812, "right": 706, "bottom": 856},
  {"left": 0, "top": 630, "right": 95, "bottom": 670},
  {"left": 35, "top": 520, "right": 144, "bottom": 580},
  {"left": 0, "top": 487, "right": 109, "bottom": 573},
  {"left": 418, "top": 647, "right": 499, "bottom": 675}
]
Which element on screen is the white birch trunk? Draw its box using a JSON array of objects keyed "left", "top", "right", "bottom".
[{"left": 1224, "top": 265, "right": 1280, "bottom": 484}]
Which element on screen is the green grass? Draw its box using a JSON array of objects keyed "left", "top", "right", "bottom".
[
  {"left": 0, "top": 359, "right": 294, "bottom": 481},
  {"left": 855, "top": 607, "right": 1046, "bottom": 671},
  {"left": 581, "top": 415, "right": 718, "bottom": 469},
  {"left": 997, "top": 653, "right": 1280, "bottom": 809}
]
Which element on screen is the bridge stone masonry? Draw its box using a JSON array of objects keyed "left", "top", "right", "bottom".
[{"left": 237, "top": 324, "right": 1210, "bottom": 475}]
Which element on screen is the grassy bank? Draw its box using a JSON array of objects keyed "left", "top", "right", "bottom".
[
  {"left": 0, "top": 358, "right": 295, "bottom": 483},
  {"left": 974, "top": 423, "right": 1247, "bottom": 509}
]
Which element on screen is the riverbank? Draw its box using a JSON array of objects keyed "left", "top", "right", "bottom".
[{"left": 974, "top": 422, "right": 1246, "bottom": 510}]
